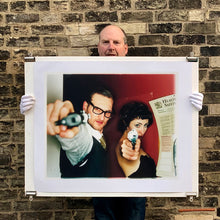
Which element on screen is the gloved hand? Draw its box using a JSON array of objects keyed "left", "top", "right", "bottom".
[
  {"left": 189, "top": 92, "right": 204, "bottom": 111},
  {"left": 20, "top": 95, "right": 35, "bottom": 114}
]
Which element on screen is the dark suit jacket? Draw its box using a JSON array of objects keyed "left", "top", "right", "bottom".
[{"left": 60, "top": 137, "right": 107, "bottom": 178}]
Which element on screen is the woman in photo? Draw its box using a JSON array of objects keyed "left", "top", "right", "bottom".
[{"left": 116, "top": 101, "right": 156, "bottom": 178}]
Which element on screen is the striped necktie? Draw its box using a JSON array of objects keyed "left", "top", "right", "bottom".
[{"left": 100, "top": 136, "right": 106, "bottom": 149}]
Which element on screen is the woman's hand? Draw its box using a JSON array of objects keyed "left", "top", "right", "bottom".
[
  {"left": 120, "top": 138, "right": 141, "bottom": 160},
  {"left": 118, "top": 129, "right": 141, "bottom": 161}
]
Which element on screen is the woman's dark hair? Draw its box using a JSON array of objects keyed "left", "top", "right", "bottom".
[{"left": 118, "top": 101, "right": 153, "bottom": 133}]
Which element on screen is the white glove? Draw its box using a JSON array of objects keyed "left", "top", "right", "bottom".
[
  {"left": 20, "top": 95, "right": 35, "bottom": 114},
  {"left": 189, "top": 92, "right": 204, "bottom": 111}
]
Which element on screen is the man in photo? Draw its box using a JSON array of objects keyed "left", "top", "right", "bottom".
[{"left": 47, "top": 87, "right": 114, "bottom": 178}]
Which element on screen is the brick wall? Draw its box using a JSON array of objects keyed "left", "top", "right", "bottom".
[{"left": 0, "top": 0, "right": 219, "bottom": 219}]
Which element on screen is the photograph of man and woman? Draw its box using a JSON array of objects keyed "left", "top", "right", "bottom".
[{"left": 47, "top": 73, "right": 175, "bottom": 179}]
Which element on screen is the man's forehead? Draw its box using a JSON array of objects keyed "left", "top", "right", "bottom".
[
  {"left": 100, "top": 26, "right": 125, "bottom": 39},
  {"left": 91, "top": 93, "right": 113, "bottom": 107},
  {"left": 91, "top": 93, "right": 113, "bottom": 102}
]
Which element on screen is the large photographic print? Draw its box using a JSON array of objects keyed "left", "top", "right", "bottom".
[
  {"left": 25, "top": 57, "right": 199, "bottom": 197},
  {"left": 47, "top": 74, "right": 175, "bottom": 179}
]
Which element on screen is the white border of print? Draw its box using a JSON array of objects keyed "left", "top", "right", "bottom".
[{"left": 25, "top": 56, "right": 198, "bottom": 197}]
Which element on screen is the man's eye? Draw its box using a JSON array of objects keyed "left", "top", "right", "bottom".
[
  {"left": 114, "top": 41, "right": 120, "bottom": 44},
  {"left": 94, "top": 107, "right": 102, "bottom": 113}
]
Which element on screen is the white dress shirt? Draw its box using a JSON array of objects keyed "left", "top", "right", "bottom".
[{"left": 56, "top": 123, "right": 103, "bottom": 166}]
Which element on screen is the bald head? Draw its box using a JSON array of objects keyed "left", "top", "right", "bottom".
[{"left": 98, "top": 25, "right": 128, "bottom": 56}]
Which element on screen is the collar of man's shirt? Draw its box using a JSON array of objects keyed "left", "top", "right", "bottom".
[{"left": 86, "top": 123, "right": 103, "bottom": 142}]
